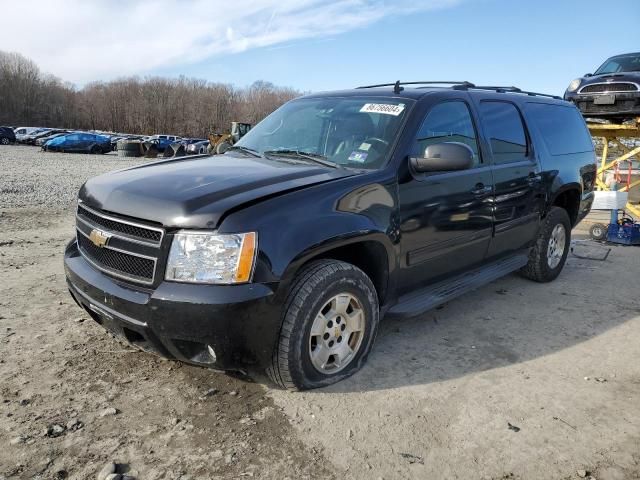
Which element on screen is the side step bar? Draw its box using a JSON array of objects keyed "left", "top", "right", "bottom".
[{"left": 387, "top": 253, "right": 529, "bottom": 319}]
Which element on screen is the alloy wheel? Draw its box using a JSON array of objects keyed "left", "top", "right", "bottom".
[
  {"left": 308, "top": 293, "right": 365, "bottom": 374},
  {"left": 547, "top": 223, "right": 566, "bottom": 269}
]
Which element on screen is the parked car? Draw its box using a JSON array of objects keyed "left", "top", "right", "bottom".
[
  {"left": 19, "top": 128, "right": 51, "bottom": 144},
  {"left": 13, "top": 127, "right": 40, "bottom": 142},
  {"left": 146, "top": 134, "right": 182, "bottom": 152},
  {"left": 64, "top": 81, "right": 596, "bottom": 390},
  {"left": 36, "top": 130, "right": 71, "bottom": 147},
  {"left": 564, "top": 52, "right": 640, "bottom": 122},
  {"left": 0, "top": 127, "right": 16, "bottom": 145},
  {"left": 24, "top": 129, "right": 67, "bottom": 145},
  {"left": 185, "top": 139, "right": 210, "bottom": 154},
  {"left": 45, "top": 132, "right": 111, "bottom": 154}
]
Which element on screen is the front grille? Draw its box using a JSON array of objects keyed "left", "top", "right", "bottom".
[
  {"left": 77, "top": 234, "right": 155, "bottom": 282},
  {"left": 75, "top": 203, "right": 164, "bottom": 285},
  {"left": 78, "top": 204, "right": 162, "bottom": 243},
  {"left": 579, "top": 83, "right": 638, "bottom": 94},
  {"left": 578, "top": 100, "right": 637, "bottom": 113}
]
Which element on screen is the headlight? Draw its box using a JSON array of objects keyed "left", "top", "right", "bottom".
[
  {"left": 165, "top": 231, "right": 257, "bottom": 284},
  {"left": 567, "top": 78, "right": 581, "bottom": 92}
]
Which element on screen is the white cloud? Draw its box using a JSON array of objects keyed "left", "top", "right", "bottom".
[{"left": 1, "top": 0, "right": 461, "bottom": 84}]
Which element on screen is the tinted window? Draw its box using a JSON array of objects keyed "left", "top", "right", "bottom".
[
  {"left": 479, "top": 101, "right": 527, "bottom": 164},
  {"left": 526, "top": 103, "right": 594, "bottom": 155},
  {"left": 414, "top": 101, "right": 480, "bottom": 165},
  {"left": 66, "top": 134, "right": 80, "bottom": 141}
]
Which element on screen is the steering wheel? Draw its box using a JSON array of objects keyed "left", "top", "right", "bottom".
[{"left": 365, "top": 137, "right": 389, "bottom": 148}]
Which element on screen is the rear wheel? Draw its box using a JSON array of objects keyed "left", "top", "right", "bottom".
[
  {"left": 90, "top": 145, "right": 103, "bottom": 154},
  {"left": 267, "top": 260, "right": 379, "bottom": 390},
  {"left": 0, "top": 137, "right": 9, "bottom": 145},
  {"left": 520, "top": 207, "right": 571, "bottom": 282}
]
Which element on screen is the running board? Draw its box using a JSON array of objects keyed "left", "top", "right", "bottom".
[{"left": 387, "top": 253, "right": 529, "bottom": 318}]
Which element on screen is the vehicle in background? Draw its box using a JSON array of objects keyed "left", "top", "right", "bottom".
[
  {"left": 208, "top": 122, "right": 252, "bottom": 154},
  {"left": 24, "top": 129, "right": 67, "bottom": 145},
  {"left": 64, "top": 81, "right": 596, "bottom": 390},
  {"left": 564, "top": 52, "right": 640, "bottom": 122},
  {"left": 185, "top": 139, "right": 210, "bottom": 154},
  {"left": 18, "top": 128, "right": 51, "bottom": 144},
  {"left": 13, "top": 127, "right": 40, "bottom": 142},
  {"left": 36, "top": 130, "right": 70, "bottom": 147},
  {"left": 146, "top": 134, "right": 183, "bottom": 152},
  {"left": 45, "top": 132, "right": 111, "bottom": 154},
  {"left": 0, "top": 127, "right": 17, "bottom": 145}
]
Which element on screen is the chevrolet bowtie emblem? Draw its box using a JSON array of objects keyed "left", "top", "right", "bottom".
[{"left": 89, "top": 229, "right": 111, "bottom": 248}]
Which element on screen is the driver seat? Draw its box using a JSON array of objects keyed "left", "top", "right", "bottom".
[{"left": 331, "top": 114, "right": 376, "bottom": 157}]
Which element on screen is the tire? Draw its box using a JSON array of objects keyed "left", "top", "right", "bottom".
[
  {"left": 520, "top": 207, "right": 571, "bottom": 283},
  {"left": 589, "top": 223, "right": 608, "bottom": 241},
  {"left": 216, "top": 141, "right": 232, "bottom": 154},
  {"left": 0, "top": 137, "right": 10, "bottom": 145},
  {"left": 267, "top": 260, "right": 379, "bottom": 390},
  {"left": 117, "top": 140, "right": 142, "bottom": 157},
  {"left": 90, "top": 145, "right": 103, "bottom": 154}
]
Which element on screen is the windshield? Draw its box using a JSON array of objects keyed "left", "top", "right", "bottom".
[
  {"left": 234, "top": 96, "right": 412, "bottom": 169},
  {"left": 595, "top": 54, "right": 640, "bottom": 74}
]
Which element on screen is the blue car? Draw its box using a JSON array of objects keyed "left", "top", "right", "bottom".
[{"left": 45, "top": 133, "right": 111, "bottom": 154}]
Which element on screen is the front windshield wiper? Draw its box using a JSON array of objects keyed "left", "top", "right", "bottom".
[
  {"left": 225, "top": 145, "right": 261, "bottom": 157},
  {"left": 263, "top": 149, "right": 338, "bottom": 168}
]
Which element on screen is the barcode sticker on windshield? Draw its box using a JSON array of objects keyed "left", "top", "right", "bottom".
[{"left": 360, "top": 103, "right": 405, "bottom": 116}]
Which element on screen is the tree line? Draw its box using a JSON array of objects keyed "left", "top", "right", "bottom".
[{"left": 0, "top": 50, "right": 301, "bottom": 137}]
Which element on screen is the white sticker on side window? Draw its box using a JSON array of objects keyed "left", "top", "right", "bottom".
[{"left": 360, "top": 103, "right": 405, "bottom": 116}]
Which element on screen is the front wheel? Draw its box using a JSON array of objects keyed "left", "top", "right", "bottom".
[
  {"left": 520, "top": 207, "right": 571, "bottom": 282},
  {"left": 0, "top": 137, "right": 10, "bottom": 145},
  {"left": 267, "top": 260, "right": 379, "bottom": 390}
]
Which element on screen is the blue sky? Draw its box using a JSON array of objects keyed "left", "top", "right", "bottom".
[
  {"left": 155, "top": 0, "right": 640, "bottom": 96},
  {"left": 2, "top": 0, "right": 638, "bottom": 96}
]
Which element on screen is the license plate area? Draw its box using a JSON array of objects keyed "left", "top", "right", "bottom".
[{"left": 594, "top": 94, "right": 615, "bottom": 105}]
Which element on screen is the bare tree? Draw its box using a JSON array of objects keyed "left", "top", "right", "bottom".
[{"left": 0, "top": 50, "right": 300, "bottom": 136}]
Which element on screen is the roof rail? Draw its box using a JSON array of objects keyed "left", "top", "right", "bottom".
[
  {"left": 357, "top": 80, "right": 475, "bottom": 94},
  {"left": 470, "top": 85, "right": 562, "bottom": 100},
  {"left": 356, "top": 81, "right": 562, "bottom": 99}
]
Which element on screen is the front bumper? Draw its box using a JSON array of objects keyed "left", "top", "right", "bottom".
[
  {"left": 64, "top": 239, "right": 282, "bottom": 371},
  {"left": 565, "top": 91, "right": 640, "bottom": 117}
]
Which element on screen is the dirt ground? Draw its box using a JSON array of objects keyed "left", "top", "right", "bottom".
[{"left": 1, "top": 146, "right": 639, "bottom": 479}]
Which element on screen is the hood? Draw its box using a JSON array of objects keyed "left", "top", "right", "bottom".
[
  {"left": 79, "top": 154, "right": 356, "bottom": 229},
  {"left": 580, "top": 71, "right": 640, "bottom": 87}
]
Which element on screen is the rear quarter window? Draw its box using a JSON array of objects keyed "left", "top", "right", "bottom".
[{"left": 525, "top": 103, "right": 593, "bottom": 155}]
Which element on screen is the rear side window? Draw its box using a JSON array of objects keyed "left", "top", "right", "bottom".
[
  {"left": 526, "top": 103, "right": 593, "bottom": 155},
  {"left": 414, "top": 101, "right": 480, "bottom": 165},
  {"left": 479, "top": 101, "right": 528, "bottom": 164}
]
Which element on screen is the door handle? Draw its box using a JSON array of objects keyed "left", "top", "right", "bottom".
[{"left": 471, "top": 183, "right": 492, "bottom": 196}]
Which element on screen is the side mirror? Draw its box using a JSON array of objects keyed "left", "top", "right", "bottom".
[
  {"left": 410, "top": 142, "right": 474, "bottom": 173},
  {"left": 584, "top": 73, "right": 592, "bottom": 77}
]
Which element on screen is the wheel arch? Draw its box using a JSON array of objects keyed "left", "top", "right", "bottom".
[
  {"left": 278, "top": 233, "right": 394, "bottom": 308},
  {"left": 550, "top": 184, "right": 582, "bottom": 226}
]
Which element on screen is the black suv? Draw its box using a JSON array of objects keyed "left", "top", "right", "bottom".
[
  {"left": 0, "top": 127, "right": 16, "bottom": 145},
  {"left": 64, "top": 82, "right": 596, "bottom": 390},
  {"left": 564, "top": 52, "right": 640, "bottom": 122}
]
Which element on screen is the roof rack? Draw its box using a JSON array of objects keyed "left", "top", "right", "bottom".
[
  {"left": 357, "top": 81, "right": 475, "bottom": 94},
  {"left": 470, "top": 85, "right": 562, "bottom": 100},
  {"left": 356, "top": 80, "right": 562, "bottom": 99}
]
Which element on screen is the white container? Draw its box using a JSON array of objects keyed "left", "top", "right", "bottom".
[{"left": 591, "top": 190, "right": 629, "bottom": 210}]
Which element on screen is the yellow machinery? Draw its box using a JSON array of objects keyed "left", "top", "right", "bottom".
[
  {"left": 208, "top": 122, "right": 252, "bottom": 154},
  {"left": 587, "top": 121, "right": 640, "bottom": 218}
]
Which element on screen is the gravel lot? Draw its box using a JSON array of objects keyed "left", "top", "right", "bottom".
[
  {"left": 1, "top": 144, "right": 639, "bottom": 480},
  {"left": 0, "top": 145, "right": 149, "bottom": 209}
]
